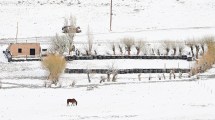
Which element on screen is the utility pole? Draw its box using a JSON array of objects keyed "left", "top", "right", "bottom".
[
  {"left": 16, "top": 22, "right": 19, "bottom": 43},
  {"left": 110, "top": 0, "right": 112, "bottom": 31}
]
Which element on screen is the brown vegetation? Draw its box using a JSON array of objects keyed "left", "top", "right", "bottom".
[
  {"left": 191, "top": 36, "right": 215, "bottom": 75},
  {"left": 42, "top": 54, "right": 66, "bottom": 85}
]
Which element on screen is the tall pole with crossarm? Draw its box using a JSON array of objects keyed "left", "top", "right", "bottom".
[{"left": 110, "top": 0, "right": 113, "bottom": 31}]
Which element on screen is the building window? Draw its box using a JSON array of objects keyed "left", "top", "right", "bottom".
[{"left": 18, "top": 48, "right": 22, "bottom": 53}]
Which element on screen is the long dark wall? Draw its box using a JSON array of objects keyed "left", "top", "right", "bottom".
[
  {"left": 64, "top": 68, "right": 190, "bottom": 74},
  {"left": 65, "top": 55, "right": 190, "bottom": 61}
]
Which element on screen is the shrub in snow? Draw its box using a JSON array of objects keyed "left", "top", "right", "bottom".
[
  {"left": 100, "top": 76, "right": 106, "bottom": 83},
  {"left": 70, "top": 80, "right": 76, "bottom": 87},
  {"left": 42, "top": 54, "right": 66, "bottom": 85}
]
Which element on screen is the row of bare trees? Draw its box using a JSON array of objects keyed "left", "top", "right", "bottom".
[{"left": 109, "top": 37, "right": 211, "bottom": 57}]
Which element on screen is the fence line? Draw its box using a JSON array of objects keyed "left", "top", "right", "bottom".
[{"left": 64, "top": 68, "right": 190, "bottom": 74}]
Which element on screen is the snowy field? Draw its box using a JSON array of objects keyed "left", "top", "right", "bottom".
[
  {"left": 1, "top": 79, "right": 215, "bottom": 120},
  {"left": 1, "top": 0, "right": 215, "bottom": 120}
]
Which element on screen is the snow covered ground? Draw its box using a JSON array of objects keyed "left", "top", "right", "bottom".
[
  {"left": 1, "top": 78, "right": 215, "bottom": 120},
  {"left": 1, "top": 0, "right": 215, "bottom": 120},
  {"left": 1, "top": 0, "right": 215, "bottom": 42}
]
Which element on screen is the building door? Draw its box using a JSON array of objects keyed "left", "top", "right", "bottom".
[{"left": 30, "top": 49, "right": 35, "bottom": 55}]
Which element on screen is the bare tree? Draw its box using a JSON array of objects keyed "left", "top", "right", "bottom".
[
  {"left": 195, "top": 44, "right": 200, "bottom": 59},
  {"left": 135, "top": 40, "right": 145, "bottom": 55},
  {"left": 50, "top": 34, "right": 68, "bottom": 55},
  {"left": 118, "top": 44, "right": 123, "bottom": 55},
  {"left": 186, "top": 40, "right": 195, "bottom": 57},
  {"left": 178, "top": 42, "right": 185, "bottom": 56},
  {"left": 87, "top": 69, "right": 91, "bottom": 83},
  {"left": 86, "top": 69, "right": 95, "bottom": 83},
  {"left": 199, "top": 37, "right": 207, "bottom": 54},
  {"left": 111, "top": 42, "right": 116, "bottom": 55},
  {"left": 156, "top": 49, "right": 160, "bottom": 56},
  {"left": 64, "top": 15, "right": 77, "bottom": 55},
  {"left": 106, "top": 70, "right": 111, "bottom": 82},
  {"left": 106, "top": 62, "right": 118, "bottom": 82},
  {"left": 162, "top": 40, "right": 172, "bottom": 55},
  {"left": 87, "top": 26, "right": 94, "bottom": 55},
  {"left": 122, "top": 37, "right": 134, "bottom": 55},
  {"left": 171, "top": 41, "right": 177, "bottom": 56},
  {"left": 111, "top": 70, "right": 118, "bottom": 82}
]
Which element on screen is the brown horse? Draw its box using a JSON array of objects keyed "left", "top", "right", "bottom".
[{"left": 67, "top": 98, "right": 77, "bottom": 106}]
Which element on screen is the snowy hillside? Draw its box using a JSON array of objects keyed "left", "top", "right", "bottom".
[{"left": 0, "top": 0, "right": 215, "bottom": 41}]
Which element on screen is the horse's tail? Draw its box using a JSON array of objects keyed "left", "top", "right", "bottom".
[
  {"left": 67, "top": 99, "right": 69, "bottom": 106},
  {"left": 76, "top": 101, "right": 78, "bottom": 106}
]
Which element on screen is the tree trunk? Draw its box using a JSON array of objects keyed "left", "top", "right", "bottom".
[
  {"left": 201, "top": 45, "right": 205, "bottom": 54},
  {"left": 173, "top": 48, "right": 176, "bottom": 55},
  {"left": 128, "top": 49, "right": 131, "bottom": 55},
  {"left": 195, "top": 45, "right": 200, "bottom": 59},
  {"left": 107, "top": 73, "right": 111, "bottom": 82},
  {"left": 112, "top": 72, "right": 118, "bottom": 82},
  {"left": 87, "top": 72, "right": 91, "bottom": 83},
  {"left": 191, "top": 46, "right": 194, "bottom": 57}
]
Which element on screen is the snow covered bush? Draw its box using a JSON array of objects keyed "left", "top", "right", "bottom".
[
  {"left": 42, "top": 54, "right": 66, "bottom": 85},
  {"left": 135, "top": 40, "right": 145, "bottom": 55},
  {"left": 121, "top": 37, "right": 134, "bottom": 55},
  {"left": 50, "top": 34, "right": 68, "bottom": 55}
]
